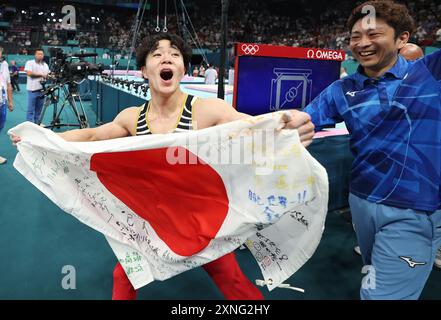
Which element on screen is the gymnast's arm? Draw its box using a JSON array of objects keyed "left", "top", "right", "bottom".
[
  {"left": 194, "top": 97, "right": 314, "bottom": 147},
  {"left": 10, "top": 107, "right": 139, "bottom": 144}
]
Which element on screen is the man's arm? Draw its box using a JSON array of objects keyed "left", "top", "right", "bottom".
[
  {"left": 303, "top": 81, "right": 342, "bottom": 130},
  {"left": 7, "top": 83, "right": 13, "bottom": 111},
  {"left": 11, "top": 107, "right": 139, "bottom": 144},
  {"left": 423, "top": 48, "right": 441, "bottom": 81},
  {"left": 25, "top": 70, "right": 47, "bottom": 78},
  {"left": 2, "top": 66, "right": 13, "bottom": 111},
  {"left": 24, "top": 61, "right": 47, "bottom": 79}
]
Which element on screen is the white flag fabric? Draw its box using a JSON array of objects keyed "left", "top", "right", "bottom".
[{"left": 9, "top": 111, "right": 328, "bottom": 290}]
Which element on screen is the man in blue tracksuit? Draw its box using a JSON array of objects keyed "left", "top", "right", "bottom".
[{"left": 304, "top": 0, "right": 441, "bottom": 299}]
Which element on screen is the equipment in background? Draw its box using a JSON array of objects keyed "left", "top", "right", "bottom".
[{"left": 38, "top": 48, "right": 104, "bottom": 130}]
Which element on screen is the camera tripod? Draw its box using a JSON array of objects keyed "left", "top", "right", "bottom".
[{"left": 38, "top": 82, "right": 89, "bottom": 130}]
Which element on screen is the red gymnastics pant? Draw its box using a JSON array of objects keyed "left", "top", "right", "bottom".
[{"left": 112, "top": 251, "right": 264, "bottom": 300}]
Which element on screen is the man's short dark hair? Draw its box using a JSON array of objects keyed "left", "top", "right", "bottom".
[
  {"left": 35, "top": 48, "right": 44, "bottom": 53},
  {"left": 347, "top": 0, "right": 415, "bottom": 39},
  {"left": 136, "top": 33, "right": 192, "bottom": 71}
]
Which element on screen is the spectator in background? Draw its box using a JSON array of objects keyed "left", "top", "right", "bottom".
[
  {"left": 436, "top": 27, "right": 441, "bottom": 47},
  {"left": 192, "top": 65, "right": 199, "bottom": 77},
  {"left": 204, "top": 64, "right": 217, "bottom": 84},
  {"left": 199, "top": 64, "right": 206, "bottom": 77},
  {"left": 24, "top": 48, "right": 49, "bottom": 124},
  {"left": 9, "top": 61, "right": 20, "bottom": 92},
  {"left": 400, "top": 42, "right": 424, "bottom": 61},
  {"left": 2, "top": 0, "right": 440, "bottom": 54}
]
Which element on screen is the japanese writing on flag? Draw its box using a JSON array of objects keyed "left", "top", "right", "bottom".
[{"left": 9, "top": 111, "right": 328, "bottom": 290}]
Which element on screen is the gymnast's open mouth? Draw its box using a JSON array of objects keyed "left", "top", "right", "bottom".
[{"left": 160, "top": 69, "right": 174, "bottom": 81}]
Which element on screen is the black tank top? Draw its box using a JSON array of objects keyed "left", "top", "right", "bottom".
[{"left": 136, "top": 94, "right": 198, "bottom": 135}]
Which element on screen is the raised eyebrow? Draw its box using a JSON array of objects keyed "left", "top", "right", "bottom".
[
  {"left": 150, "top": 45, "right": 181, "bottom": 54},
  {"left": 150, "top": 47, "right": 162, "bottom": 54},
  {"left": 170, "top": 45, "right": 181, "bottom": 53},
  {"left": 361, "top": 25, "right": 387, "bottom": 33},
  {"left": 368, "top": 28, "right": 385, "bottom": 33},
  {"left": 351, "top": 27, "right": 383, "bottom": 36}
]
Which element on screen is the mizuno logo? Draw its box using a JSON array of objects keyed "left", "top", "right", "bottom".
[
  {"left": 346, "top": 91, "right": 359, "bottom": 97},
  {"left": 399, "top": 256, "right": 427, "bottom": 268}
]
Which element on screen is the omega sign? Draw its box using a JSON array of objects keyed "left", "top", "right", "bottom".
[{"left": 307, "top": 49, "right": 343, "bottom": 60}]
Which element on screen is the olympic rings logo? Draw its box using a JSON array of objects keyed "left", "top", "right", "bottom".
[{"left": 241, "top": 44, "right": 260, "bottom": 55}]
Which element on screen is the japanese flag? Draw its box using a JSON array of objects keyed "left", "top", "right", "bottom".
[{"left": 9, "top": 112, "right": 328, "bottom": 290}]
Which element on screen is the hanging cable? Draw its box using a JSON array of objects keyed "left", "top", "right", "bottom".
[
  {"left": 126, "top": 0, "right": 149, "bottom": 74},
  {"left": 125, "top": 0, "right": 144, "bottom": 52},
  {"left": 125, "top": 0, "right": 144, "bottom": 73},
  {"left": 163, "top": 0, "right": 168, "bottom": 32},
  {"left": 155, "top": 0, "right": 160, "bottom": 32},
  {"left": 186, "top": 31, "right": 209, "bottom": 67},
  {"left": 135, "top": 0, "right": 148, "bottom": 40},
  {"left": 179, "top": 0, "right": 209, "bottom": 65},
  {"left": 173, "top": 0, "right": 181, "bottom": 35}
]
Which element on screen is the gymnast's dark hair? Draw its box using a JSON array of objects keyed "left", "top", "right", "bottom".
[{"left": 136, "top": 33, "right": 192, "bottom": 72}]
